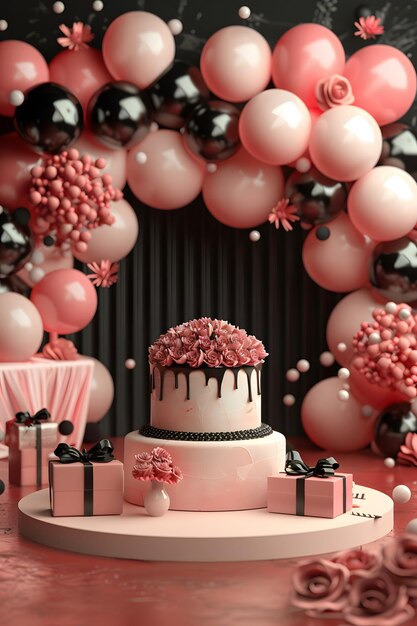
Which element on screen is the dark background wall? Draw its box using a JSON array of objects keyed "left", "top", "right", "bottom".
[{"left": 2, "top": 0, "right": 417, "bottom": 438}]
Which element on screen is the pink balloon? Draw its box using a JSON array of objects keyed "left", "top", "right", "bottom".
[
  {"left": 239, "top": 89, "right": 311, "bottom": 165},
  {"left": 73, "top": 198, "right": 139, "bottom": 264},
  {"left": 200, "top": 26, "right": 271, "bottom": 103},
  {"left": 348, "top": 166, "right": 417, "bottom": 241},
  {"left": 0, "top": 293, "right": 43, "bottom": 362},
  {"left": 102, "top": 11, "right": 175, "bottom": 89},
  {"left": 349, "top": 367, "right": 407, "bottom": 410},
  {"left": 72, "top": 132, "right": 127, "bottom": 190},
  {"left": 309, "top": 105, "right": 382, "bottom": 181},
  {"left": 344, "top": 45, "right": 417, "bottom": 127},
  {"left": 80, "top": 356, "right": 114, "bottom": 423},
  {"left": 0, "top": 40, "right": 49, "bottom": 117},
  {"left": 301, "top": 377, "right": 375, "bottom": 452},
  {"left": 272, "top": 24, "right": 345, "bottom": 108},
  {"left": 202, "top": 148, "right": 284, "bottom": 228},
  {"left": 30, "top": 269, "right": 98, "bottom": 334},
  {"left": 127, "top": 130, "right": 205, "bottom": 210},
  {"left": 302, "top": 212, "right": 374, "bottom": 292},
  {"left": 0, "top": 133, "right": 41, "bottom": 209},
  {"left": 326, "top": 288, "right": 384, "bottom": 367},
  {"left": 49, "top": 47, "right": 113, "bottom": 113},
  {"left": 17, "top": 242, "right": 74, "bottom": 288}
]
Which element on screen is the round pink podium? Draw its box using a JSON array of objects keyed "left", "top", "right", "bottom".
[{"left": 18, "top": 485, "right": 393, "bottom": 562}]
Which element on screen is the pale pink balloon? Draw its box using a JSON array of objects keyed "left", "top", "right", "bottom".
[
  {"left": 0, "top": 293, "right": 43, "bottom": 362},
  {"left": 309, "top": 105, "right": 382, "bottom": 181},
  {"left": 202, "top": 148, "right": 284, "bottom": 228},
  {"left": 79, "top": 356, "right": 114, "bottom": 423},
  {"left": 102, "top": 11, "right": 175, "bottom": 89},
  {"left": 349, "top": 367, "right": 407, "bottom": 410},
  {"left": 302, "top": 212, "right": 374, "bottom": 292},
  {"left": 326, "top": 288, "right": 384, "bottom": 367},
  {"left": 127, "top": 130, "right": 205, "bottom": 210},
  {"left": 49, "top": 47, "right": 113, "bottom": 113},
  {"left": 72, "top": 132, "right": 127, "bottom": 190},
  {"left": 17, "top": 243, "right": 74, "bottom": 288},
  {"left": 239, "top": 89, "right": 311, "bottom": 165},
  {"left": 73, "top": 198, "right": 139, "bottom": 264},
  {"left": 344, "top": 45, "right": 417, "bottom": 127},
  {"left": 0, "top": 40, "right": 49, "bottom": 116},
  {"left": 0, "top": 133, "right": 42, "bottom": 209},
  {"left": 272, "top": 24, "right": 345, "bottom": 108},
  {"left": 301, "top": 377, "right": 375, "bottom": 451},
  {"left": 30, "top": 269, "right": 97, "bottom": 335},
  {"left": 348, "top": 166, "right": 417, "bottom": 241},
  {"left": 200, "top": 26, "right": 271, "bottom": 103}
]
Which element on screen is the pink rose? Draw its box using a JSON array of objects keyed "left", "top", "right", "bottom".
[
  {"left": 42, "top": 338, "right": 78, "bottom": 360},
  {"left": 152, "top": 460, "right": 172, "bottom": 482},
  {"left": 185, "top": 348, "right": 204, "bottom": 368},
  {"left": 237, "top": 349, "right": 252, "bottom": 365},
  {"left": 291, "top": 558, "right": 350, "bottom": 613},
  {"left": 132, "top": 452, "right": 154, "bottom": 480},
  {"left": 205, "top": 349, "right": 222, "bottom": 367},
  {"left": 383, "top": 534, "right": 417, "bottom": 603},
  {"left": 191, "top": 318, "right": 213, "bottom": 337},
  {"left": 215, "top": 333, "right": 229, "bottom": 351},
  {"left": 166, "top": 465, "right": 183, "bottom": 485},
  {"left": 199, "top": 334, "right": 212, "bottom": 351},
  {"left": 169, "top": 344, "right": 187, "bottom": 365},
  {"left": 332, "top": 549, "right": 382, "bottom": 580},
  {"left": 397, "top": 433, "right": 417, "bottom": 466},
  {"left": 152, "top": 447, "right": 172, "bottom": 464},
  {"left": 343, "top": 572, "right": 415, "bottom": 626},
  {"left": 315, "top": 74, "right": 355, "bottom": 111},
  {"left": 222, "top": 349, "right": 239, "bottom": 367},
  {"left": 149, "top": 344, "right": 173, "bottom": 367},
  {"left": 181, "top": 327, "right": 199, "bottom": 350}
]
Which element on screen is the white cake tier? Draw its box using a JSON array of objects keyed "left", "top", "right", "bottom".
[
  {"left": 124, "top": 429, "right": 286, "bottom": 512},
  {"left": 150, "top": 365, "right": 262, "bottom": 433}
]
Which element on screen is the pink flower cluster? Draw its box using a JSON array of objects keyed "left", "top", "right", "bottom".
[
  {"left": 398, "top": 433, "right": 417, "bottom": 467},
  {"left": 315, "top": 75, "right": 355, "bottom": 111},
  {"left": 29, "top": 148, "right": 123, "bottom": 253},
  {"left": 42, "top": 338, "right": 78, "bottom": 361},
  {"left": 291, "top": 534, "right": 417, "bottom": 625},
  {"left": 352, "top": 304, "right": 417, "bottom": 399},
  {"left": 132, "top": 447, "right": 183, "bottom": 485},
  {"left": 148, "top": 318, "right": 268, "bottom": 368}
]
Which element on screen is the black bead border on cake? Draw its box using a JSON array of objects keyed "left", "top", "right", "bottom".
[{"left": 139, "top": 423, "right": 273, "bottom": 441}]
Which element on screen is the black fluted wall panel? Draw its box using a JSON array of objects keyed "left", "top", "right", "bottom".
[{"left": 4, "top": 0, "right": 417, "bottom": 436}]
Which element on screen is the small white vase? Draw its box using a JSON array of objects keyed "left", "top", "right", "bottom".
[{"left": 144, "top": 480, "right": 170, "bottom": 517}]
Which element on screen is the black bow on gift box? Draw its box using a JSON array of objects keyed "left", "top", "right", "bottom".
[
  {"left": 285, "top": 450, "right": 339, "bottom": 478},
  {"left": 54, "top": 439, "right": 115, "bottom": 464},
  {"left": 15, "top": 408, "right": 51, "bottom": 426}
]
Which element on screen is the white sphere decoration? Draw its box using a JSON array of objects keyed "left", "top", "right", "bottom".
[
  {"left": 52, "top": 1, "right": 65, "bottom": 13},
  {"left": 24, "top": 262, "right": 33, "bottom": 272},
  {"left": 31, "top": 249, "right": 45, "bottom": 265},
  {"left": 0, "top": 20, "right": 8, "bottom": 31},
  {"left": 286, "top": 368, "right": 300, "bottom": 382},
  {"left": 406, "top": 518, "right": 417, "bottom": 534},
  {"left": 392, "top": 484, "right": 412, "bottom": 504},
  {"left": 338, "top": 389, "right": 349, "bottom": 401},
  {"left": 297, "top": 359, "right": 310, "bottom": 373},
  {"left": 92, "top": 0, "right": 104, "bottom": 11},
  {"left": 135, "top": 151, "right": 147, "bottom": 164},
  {"left": 338, "top": 367, "right": 350, "bottom": 380},
  {"left": 238, "top": 6, "right": 251, "bottom": 19},
  {"left": 337, "top": 342, "right": 347, "bottom": 352},
  {"left": 207, "top": 163, "right": 218, "bottom": 174},
  {"left": 249, "top": 230, "right": 261, "bottom": 242},
  {"left": 150, "top": 122, "right": 159, "bottom": 133},
  {"left": 399, "top": 308, "right": 411, "bottom": 320},
  {"left": 168, "top": 18, "right": 183, "bottom": 35},
  {"left": 9, "top": 90, "right": 25, "bottom": 107},
  {"left": 385, "top": 302, "right": 397, "bottom": 314},
  {"left": 29, "top": 267, "right": 46, "bottom": 284},
  {"left": 384, "top": 457, "right": 396, "bottom": 468},
  {"left": 368, "top": 332, "right": 381, "bottom": 344},
  {"left": 295, "top": 157, "right": 311, "bottom": 173},
  {"left": 283, "top": 394, "right": 296, "bottom": 407},
  {"left": 361, "top": 404, "right": 373, "bottom": 417},
  {"left": 125, "top": 358, "right": 136, "bottom": 370},
  {"left": 319, "top": 351, "right": 335, "bottom": 367}
]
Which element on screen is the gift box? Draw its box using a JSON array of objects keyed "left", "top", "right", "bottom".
[
  {"left": 9, "top": 446, "right": 56, "bottom": 486},
  {"left": 49, "top": 440, "right": 123, "bottom": 517},
  {"left": 267, "top": 451, "right": 353, "bottom": 519}
]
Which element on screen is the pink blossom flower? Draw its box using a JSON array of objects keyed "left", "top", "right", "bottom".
[
  {"left": 237, "top": 349, "right": 252, "bottom": 365},
  {"left": 152, "top": 447, "right": 172, "bottom": 464},
  {"left": 87, "top": 260, "right": 119, "bottom": 288},
  {"left": 397, "top": 433, "right": 417, "bottom": 466},
  {"left": 58, "top": 22, "right": 94, "bottom": 51},
  {"left": 166, "top": 465, "right": 183, "bottom": 485},
  {"left": 222, "top": 349, "right": 240, "bottom": 367},
  {"left": 42, "top": 338, "right": 78, "bottom": 361},
  {"left": 268, "top": 198, "right": 300, "bottom": 232},
  {"left": 181, "top": 328, "right": 199, "bottom": 350},
  {"left": 205, "top": 349, "right": 222, "bottom": 367},
  {"left": 186, "top": 349, "right": 204, "bottom": 368},
  {"left": 149, "top": 345, "right": 173, "bottom": 367},
  {"left": 291, "top": 558, "right": 350, "bottom": 613},
  {"left": 382, "top": 534, "right": 417, "bottom": 603},
  {"left": 316, "top": 74, "right": 355, "bottom": 111},
  {"left": 152, "top": 460, "right": 173, "bottom": 481},
  {"left": 169, "top": 344, "right": 188, "bottom": 365},
  {"left": 354, "top": 16, "right": 384, "bottom": 40},
  {"left": 332, "top": 549, "right": 382, "bottom": 581},
  {"left": 132, "top": 452, "right": 154, "bottom": 480}
]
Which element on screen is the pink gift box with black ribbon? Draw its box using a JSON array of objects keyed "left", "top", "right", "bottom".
[{"left": 267, "top": 451, "right": 353, "bottom": 518}]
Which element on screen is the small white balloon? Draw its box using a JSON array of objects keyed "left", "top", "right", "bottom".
[
  {"left": 249, "top": 230, "right": 261, "bottom": 242},
  {"left": 0, "top": 20, "right": 8, "bottom": 31},
  {"left": 168, "top": 18, "right": 183, "bottom": 35},
  {"left": 150, "top": 122, "right": 159, "bottom": 133},
  {"left": 92, "top": 0, "right": 104, "bottom": 10},
  {"left": 283, "top": 394, "right": 295, "bottom": 407},
  {"left": 399, "top": 308, "right": 411, "bottom": 320},
  {"left": 29, "top": 267, "right": 46, "bottom": 284},
  {"left": 385, "top": 302, "right": 397, "bottom": 314},
  {"left": 320, "top": 351, "right": 335, "bottom": 367},
  {"left": 297, "top": 359, "right": 310, "bottom": 373},
  {"left": 31, "top": 249, "right": 45, "bottom": 265},
  {"left": 295, "top": 157, "right": 311, "bottom": 173},
  {"left": 392, "top": 484, "right": 412, "bottom": 504},
  {"left": 361, "top": 405, "right": 373, "bottom": 417},
  {"left": 52, "top": 1, "right": 65, "bottom": 13},
  {"left": 337, "top": 342, "right": 347, "bottom": 352},
  {"left": 338, "top": 389, "right": 349, "bottom": 401},
  {"left": 406, "top": 518, "right": 417, "bottom": 534},
  {"left": 24, "top": 262, "right": 33, "bottom": 272},
  {"left": 286, "top": 368, "right": 300, "bottom": 382},
  {"left": 238, "top": 6, "right": 251, "bottom": 19},
  {"left": 125, "top": 358, "right": 136, "bottom": 370},
  {"left": 338, "top": 367, "right": 350, "bottom": 380},
  {"left": 207, "top": 163, "right": 218, "bottom": 174},
  {"left": 9, "top": 90, "right": 25, "bottom": 106},
  {"left": 135, "top": 151, "right": 147, "bottom": 164},
  {"left": 384, "top": 457, "right": 396, "bottom": 468},
  {"left": 368, "top": 332, "right": 381, "bottom": 344}
]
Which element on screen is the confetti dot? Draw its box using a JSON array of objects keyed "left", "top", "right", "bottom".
[
  {"left": 125, "top": 358, "right": 136, "bottom": 370},
  {"left": 207, "top": 163, "right": 217, "bottom": 173},
  {"left": 283, "top": 394, "right": 295, "bottom": 407},
  {"left": 286, "top": 368, "right": 300, "bottom": 382},
  {"left": 43, "top": 235, "right": 55, "bottom": 247},
  {"left": 29, "top": 267, "right": 46, "bottom": 284},
  {"left": 168, "top": 18, "right": 183, "bottom": 35},
  {"left": 238, "top": 5, "right": 251, "bottom": 19},
  {"left": 316, "top": 226, "right": 330, "bottom": 241},
  {"left": 58, "top": 420, "right": 74, "bottom": 435},
  {"left": 92, "top": 0, "right": 104, "bottom": 10},
  {"left": 249, "top": 230, "right": 260, "bottom": 242},
  {"left": 361, "top": 404, "right": 373, "bottom": 417},
  {"left": 338, "top": 389, "right": 349, "bottom": 401},
  {"left": 406, "top": 518, "right": 417, "bottom": 534},
  {"left": 135, "top": 151, "right": 147, "bottom": 164},
  {"left": 0, "top": 479, "right": 4, "bottom": 495},
  {"left": 150, "top": 122, "right": 159, "bottom": 133},
  {"left": 9, "top": 90, "right": 24, "bottom": 106},
  {"left": 338, "top": 367, "right": 350, "bottom": 380},
  {"left": 31, "top": 249, "right": 45, "bottom": 265},
  {"left": 296, "top": 359, "right": 310, "bottom": 373},
  {"left": 320, "top": 351, "right": 335, "bottom": 367},
  {"left": 384, "top": 457, "right": 396, "bottom": 468},
  {"left": 52, "top": 1, "right": 65, "bottom": 13},
  {"left": 337, "top": 342, "right": 347, "bottom": 352},
  {"left": 295, "top": 157, "right": 311, "bottom": 173},
  {"left": 24, "top": 262, "right": 33, "bottom": 272},
  {"left": 399, "top": 308, "right": 411, "bottom": 320},
  {"left": 392, "top": 484, "right": 412, "bottom": 504},
  {"left": 385, "top": 302, "right": 397, "bottom": 314},
  {"left": 0, "top": 20, "right": 8, "bottom": 31},
  {"left": 368, "top": 332, "right": 381, "bottom": 344}
]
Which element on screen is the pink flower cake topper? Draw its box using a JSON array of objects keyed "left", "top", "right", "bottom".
[
  {"left": 354, "top": 15, "right": 385, "bottom": 40},
  {"left": 148, "top": 318, "right": 268, "bottom": 368},
  {"left": 58, "top": 22, "right": 94, "bottom": 51},
  {"left": 268, "top": 198, "right": 300, "bottom": 232},
  {"left": 132, "top": 447, "right": 183, "bottom": 484}
]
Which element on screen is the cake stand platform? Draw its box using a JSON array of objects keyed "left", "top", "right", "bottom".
[{"left": 18, "top": 485, "right": 393, "bottom": 562}]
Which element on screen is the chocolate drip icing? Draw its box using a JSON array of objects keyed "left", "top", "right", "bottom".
[{"left": 151, "top": 363, "right": 263, "bottom": 402}]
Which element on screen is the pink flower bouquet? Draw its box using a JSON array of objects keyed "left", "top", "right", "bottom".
[{"left": 132, "top": 447, "right": 183, "bottom": 485}]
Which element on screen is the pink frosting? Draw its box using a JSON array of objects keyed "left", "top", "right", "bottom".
[
  {"left": 132, "top": 446, "right": 183, "bottom": 485},
  {"left": 149, "top": 318, "right": 268, "bottom": 368},
  {"left": 315, "top": 74, "right": 355, "bottom": 111},
  {"left": 42, "top": 338, "right": 78, "bottom": 361}
]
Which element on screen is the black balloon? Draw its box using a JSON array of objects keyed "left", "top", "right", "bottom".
[
  {"left": 147, "top": 61, "right": 210, "bottom": 129},
  {"left": 0, "top": 206, "right": 33, "bottom": 278},
  {"left": 374, "top": 403, "right": 417, "bottom": 458},
  {"left": 14, "top": 82, "right": 83, "bottom": 154},
  {"left": 58, "top": 420, "right": 74, "bottom": 436},
  {"left": 285, "top": 170, "right": 347, "bottom": 227},
  {"left": 379, "top": 123, "right": 417, "bottom": 180},
  {"left": 88, "top": 81, "right": 151, "bottom": 149},
  {"left": 370, "top": 237, "right": 417, "bottom": 303},
  {"left": 184, "top": 101, "right": 240, "bottom": 162}
]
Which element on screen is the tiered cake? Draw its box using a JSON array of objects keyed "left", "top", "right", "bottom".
[{"left": 124, "top": 318, "right": 286, "bottom": 511}]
